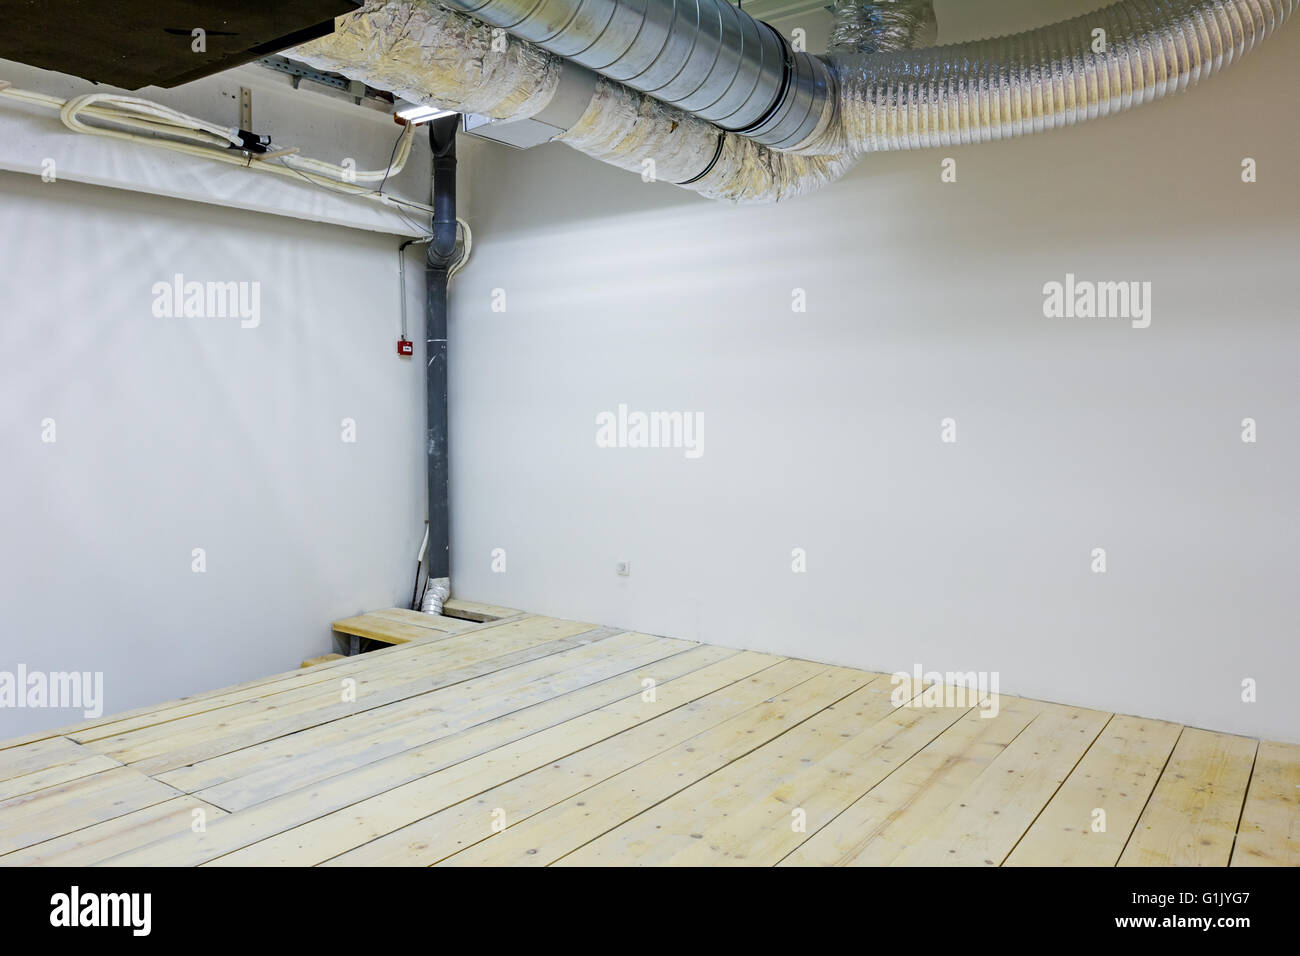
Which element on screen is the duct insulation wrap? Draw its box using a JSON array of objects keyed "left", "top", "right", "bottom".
[
  {"left": 291, "top": 0, "right": 561, "bottom": 122},
  {"left": 556, "top": 79, "right": 856, "bottom": 202},
  {"left": 829, "top": 0, "right": 938, "bottom": 54},
  {"left": 812, "top": 0, "right": 1295, "bottom": 156},
  {"left": 289, "top": 0, "right": 850, "bottom": 203},
  {"left": 444, "top": 0, "right": 797, "bottom": 139}
]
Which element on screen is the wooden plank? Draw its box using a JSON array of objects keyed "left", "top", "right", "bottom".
[
  {"left": 301, "top": 654, "right": 345, "bottom": 668},
  {"left": 360, "top": 608, "right": 482, "bottom": 632},
  {"left": 0, "top": 736, "right": 93, "bottom": 782},
  {"left": 0, "top": 796, "right": 227, "bottom": 866},
  {"left": 155, "top": 626, "right": 637, "bottom": 799},
  {"left": 1005, "top": 715, "right": 1182, "bottom": 866},
  {"left": 0, "top": 753, "right": 123, "bottom": 801},
  {"left": 73, "top": 636, "right": 468, "bottom": 745},
  {"left": 177, "top": 632, "right": 694, "bottom": 810},
  {"left": 331, "top": 614, "right": 466, "bottom": 645},
  {"left": 314, "top": 657, "right": 824, "bottom": 867},
  {"left": 83, "top": 617, "right": 601, "bottom": 774},
  {"left": 102, "top": 650, "right": 784, "bottom": 865},
  {"left": 442, "top": 598, "right": 519, "bottom": 622},
  {"left": 1119, "top": 727, "right": 1257, "bottom": 867},
  {"left": 0, "top": 614, "right": 529, "bottom": 751},
  {"left": 206, "top": 651, "right": 800, "bottom": 866},
  {"left": 436, "top": 667, "right": 876, "bottom": 867},
  {"left": 885, "top": 703, "right": 1110, "bottom": 866},
  {"left": 781, "top": 695, "right": 1048, "bottom": 866},
  {"left": 565, "top": 679, "right": 969, "bottom": 866},
  {"left": 0, "top": 766, "right": 181, "bottom": 855},
  {"left": 81, "top": 615, "right": 566, "bottom": 755},
  {"left": 0, "top": 597, "right": 1280, "bottom": 869},
  {"left": 1231, "top": 739, "right": 1300, "bottom": 866}
]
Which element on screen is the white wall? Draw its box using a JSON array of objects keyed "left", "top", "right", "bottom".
[
  {"left": 0, "top": 172, "right": 427, "bottom": 737},
  {"left": 446, "top": 4, "right": 1300, "bottom": 741}
]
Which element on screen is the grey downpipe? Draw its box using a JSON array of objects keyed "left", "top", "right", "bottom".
[{"left": 421, "top": 113, "right": 458, "bottom": 615}]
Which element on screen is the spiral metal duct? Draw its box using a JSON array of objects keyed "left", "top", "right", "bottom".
[{"left": 442, "top": 0, "right": 834, "bottom": 149}]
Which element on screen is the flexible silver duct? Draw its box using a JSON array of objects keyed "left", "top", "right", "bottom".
[
  {"left": 293, "top": 0, "right": 1293, "bottom": 203},
  {"left": 829, "top": 0, "right": 937, "bottom": 54},
  {"left": 820, "top": 0, "right": 1295, "bottom": 155}
]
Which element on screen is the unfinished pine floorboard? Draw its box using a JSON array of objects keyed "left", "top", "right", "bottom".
[
  {"left": 0, "top": 604, "right": 1293, "bottom": 867},
  {"left": 1231, "top": 740, "right": 1300, "bottom": 866},
  {"left": 1117, "top": 728, "right": 1257, "bottom": 867}
]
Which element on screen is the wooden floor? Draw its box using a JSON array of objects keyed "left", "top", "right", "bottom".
[{"left": 0, "top": 602, "right": 1295, "bottom": 867}]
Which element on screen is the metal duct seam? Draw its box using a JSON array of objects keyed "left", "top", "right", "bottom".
[
  {"left": 557, "top": 77, "right": 725, "bottom": 184},
  {"left": 553, "top": 76, "right": 853, "bottom": 201},
  {"left": 442, "top": 0, "right": 834, "bottom": 149},
  {"left": 289, "top": 0, "right": 842, "bottom": 201}
]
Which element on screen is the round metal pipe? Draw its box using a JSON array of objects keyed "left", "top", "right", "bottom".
[{"left": 444, "top": 0, "right": 830, "bottom": 147}]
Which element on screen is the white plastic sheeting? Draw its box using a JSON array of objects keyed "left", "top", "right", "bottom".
[
  {"left": 0, "top": 172, "right": 428, "bottom": 736},
  {"left": 0, "top": 58, "right": 434, "bottom": 237}
]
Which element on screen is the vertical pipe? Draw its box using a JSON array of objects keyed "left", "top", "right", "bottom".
[{"left": 424, "top": 115, "right": 459, "bottom": 590}]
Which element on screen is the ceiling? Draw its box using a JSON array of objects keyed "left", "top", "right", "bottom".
[{"left": 739, "top": 0, "right": 834, "bottom": 24}]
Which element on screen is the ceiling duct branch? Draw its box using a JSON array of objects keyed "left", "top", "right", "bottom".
[
  {"left": 291, "top": 0, "right": 1293, "bottom": 204},
  {"left": 829, "top": 0, "right": 938, "bottom": 55}
]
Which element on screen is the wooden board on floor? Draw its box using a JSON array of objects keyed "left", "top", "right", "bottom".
[
  {"left": 1231, "top": 740, "right": 1300, "bottom": 866},
  {"left": 302, "top": 654, "right": 345, "bottom": 668},
  {"left": 0, "top": 600, "right": 1291, "bottom": 867},
  {"left": 1118, "top": 727, "right": 1257, "bottom": 867},
  {"left": 442, "top": 598, "right": 519, "bottom": 622},
  {"left": 1004, "top": 715, "right": 1182, "bottom": 867}
]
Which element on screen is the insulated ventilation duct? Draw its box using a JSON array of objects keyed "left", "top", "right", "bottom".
[
  {"left": 445, "top": 0, "right": 833, "bottom": 151},
  {"left": 291, "top": 0, "right": 1294, "bottom": 203},
  {"left": 829, "top": 0, "right": 938, "bottom": 54}
]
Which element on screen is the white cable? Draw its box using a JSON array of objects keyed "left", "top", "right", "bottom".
[
  {"left": 1, "top": 83, "right": 434, "bottom": 219},
  {"left": 449, "top": 219, "right": 472, "bottom": 279},
  {"left": 416, "top": 525, "right": 429, "bottom": 564},
  {"left": 1, "top": 82, "right": 474, "bottom": 275}
]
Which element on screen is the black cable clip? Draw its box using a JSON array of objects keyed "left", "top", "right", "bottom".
[{"left": 230, "top": 129, "right": 272, "bottom": 154}]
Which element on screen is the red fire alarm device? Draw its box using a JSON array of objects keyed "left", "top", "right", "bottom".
[{"left": 397, "top": 339, "right": 414, "bottom": 356}]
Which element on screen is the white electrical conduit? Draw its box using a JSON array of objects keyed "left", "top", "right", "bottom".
[
  {"left": 0, "top": 83, "right": 439, "bottom": 221},
  {"left": 398, "top": 219, "right": 473, "bottom": 340}
]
